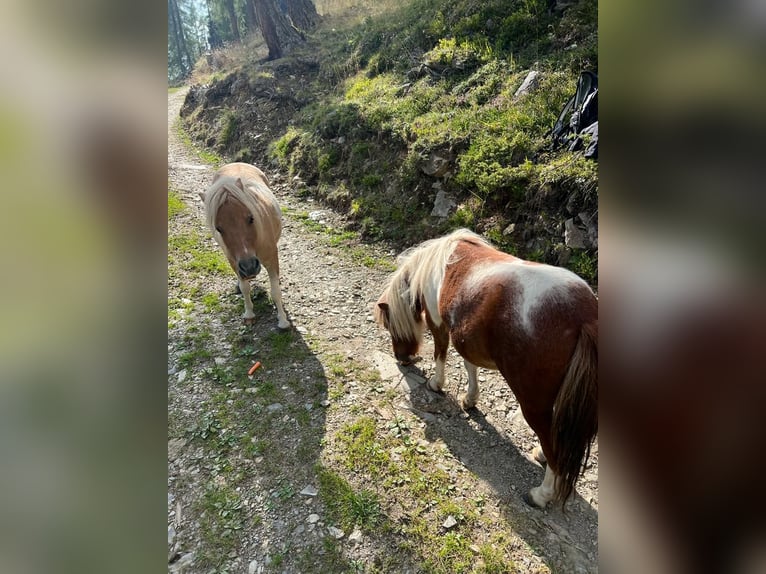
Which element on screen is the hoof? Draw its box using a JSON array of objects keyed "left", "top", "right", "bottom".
[
  {"left": 243, "top": 316, "right": 256, "bottom": 325},
  {"left": 427, "top": 377, "right": 443, "bottom": 393},
  {"left": 460, "top": 394, "right": 477, "bottom": 410},
  {"left": 277, "top": 321, "right": 291, "bottom": 330},
  {"left": 522, "top": 491, "right": 545, "bottom": 509}
]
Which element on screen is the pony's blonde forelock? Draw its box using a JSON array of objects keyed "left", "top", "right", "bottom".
[
  {"left": 382, "top": 229, "right": 489, "bottom": 341},
  {"left": 202, "top": 176, "right": 271, "bottom": 235}
]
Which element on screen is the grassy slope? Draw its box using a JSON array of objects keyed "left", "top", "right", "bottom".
[{"left": 183, "top": 0, "right": 597, "bottom": 285}]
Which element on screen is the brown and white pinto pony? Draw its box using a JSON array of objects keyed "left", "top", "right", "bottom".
[
  {"left": 199, "top": 162, "right": 290, "bottom": 329},
  {"left": 375, "top": 229, "right": 597, "bottom": 508}
]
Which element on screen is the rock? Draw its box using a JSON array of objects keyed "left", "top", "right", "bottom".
[
  {"left": 422, "top": 152, "right": 453, "bottom": 177},
  {"left": 371, "top": 350, "right": 402, "bottom": 381},
  {"left": 430, "top": 189, "right": 456, "bottom": 218},
  {"left": 177, "top": 369, "right": 187, "bottom": 383},
  {"left": 443, "top": 515, "right": 458, "bottom": 529},
  {"left": 307, "top": 513, "right": 320, "bottom": 524},
  {"left": 214, "top": 357, "right": 226, "bottom": 366},
  {"left": 514, "top": 71, "right": 542, "bottom": 100},
  {"left": 266, "top": 403, "right": 283, "bottom": 412},
  {"left": 564, "top": 218, "right": 588, "bottom": 249},
  {"left": 169, "top": 552, "right": 194, "bottom": 572},
  {"left": 168, "top": 525, "right": 176, "bottom": 545},
  {"left": 300, "top": 485, "right": 318, "bottom": 497},
  {"left": 347, "top": 528, "right": 363, "bottom": 544},
  {"left": 308, "top": 210, "right": 327, "bottom": 222},
  {"left": 248, "top": 559, "right": 260, "bottom": 574},
  {"left": 328, "top": 526, "right": 344, "bottom": 539},
  {"left": 168, "top": 438, "right": 186, "bottom": 460},
  {"left": 503, "top": 223, "right": 516, "bottom": 236}
]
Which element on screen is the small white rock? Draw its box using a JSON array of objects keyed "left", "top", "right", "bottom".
[
  {"left": 307, "top": 513, "right": 320, "bottom": 524},
  {"left": 177, "top": 369, "right": 187, "bottom": 383},
  {"left": 300, "top": 485, "right": 318, "bottom": 497},
  {"left": 443, "top": 515, "right": 458, "bottom": 529},
  {"left": 214, "top": 357, "right": 226, "bottom": 366},
  {"left": 248, "top": 559, "right": 259, "bottom": 574},
  {"left": 267, "top": 403, "right": 283, "bottom": 412},
  {"left": 347, "top": 528, "right": 363, "bottom": 544},
  {"left": 327, "top": 526, "right": 344, "bottom": 539}
]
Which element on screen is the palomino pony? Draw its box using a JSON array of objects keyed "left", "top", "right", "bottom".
[
  {"left": 375, "top": 229, "right": 597, "bottom": 508},
  {"left": 199, "top": 162, "right": 290, "bottom": 329}
]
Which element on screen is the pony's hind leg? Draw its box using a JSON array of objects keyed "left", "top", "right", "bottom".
[
  {"left": 461, "top": 360, "right": 480, "bottom": 409},
  {"left": 527, "top": 463, "right": 557, "bottom": 509},
  {"left": 520, "top": 409, "right": 557, "bottom": 508},
  {"left": 266, "top": 267, "right": 290, "bottom": 329},
  {"left": 238, "top": 278, "right": 256, "bottom": 324}
]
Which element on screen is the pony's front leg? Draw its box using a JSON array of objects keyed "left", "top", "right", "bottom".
[
  {"left": 266, "top": 267, "right": 290, "bottom": 329},
  {"left": 427, "top": 322, "right": 449, "bottom": 393},
  {"left": 238, "top": 278, "right": 256, "bottom": 325}
]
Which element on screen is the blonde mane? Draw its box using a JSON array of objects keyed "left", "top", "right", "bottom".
[
  {"left": 203, "top": 176, "right": 277, "bottom": 232},
  {"left": 376, "top": 229, "right": 490, "bottom": 340}
]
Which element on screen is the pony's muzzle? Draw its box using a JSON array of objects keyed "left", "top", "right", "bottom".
[{"left": 237, "top": 257, "right": 261, "bottom": 279}]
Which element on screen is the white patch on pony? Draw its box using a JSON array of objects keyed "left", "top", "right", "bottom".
[
  {"left": 465, "top": 261, "right": 586, "bottom": 333},
  {"left": 421, "top": 274, "right": 444, "bottom": 328}
]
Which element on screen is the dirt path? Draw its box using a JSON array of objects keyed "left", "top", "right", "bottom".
[{"left": 168, "top": 88, "right": 598, "bottom": 574}]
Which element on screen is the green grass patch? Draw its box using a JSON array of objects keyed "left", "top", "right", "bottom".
[
  {"left": 317, "top": 465, "right": 381, "bottom": 532},
  {"left": 196, "top": 481, "right": 245, "bottom": 569},
  {"left": 169, "top": 230, "right": 231, "bottom": 276},
  {"left": 168, "top": 189, "right": 185, "bottom": 218}
]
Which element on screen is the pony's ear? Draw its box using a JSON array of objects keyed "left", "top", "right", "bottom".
[
  {"left": 235, "top": 178, "right": 245, "bottom": 191},
  {"left": 198, "top": 191, "right": 206, "bottom": 202},
  {"left": 377, "top": 301, "right": 389, "bottom": 312}
]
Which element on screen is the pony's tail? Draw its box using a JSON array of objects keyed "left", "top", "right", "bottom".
[{"left": 551, "top": 320, "right": 598, "bottom": 504}]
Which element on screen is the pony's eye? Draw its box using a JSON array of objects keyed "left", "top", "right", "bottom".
[
  {"left": 247, "top": 215, "right": 254, "bottom": 225},
  {"left": 215, "top": 226, "right": 223, "bottom": 234}
]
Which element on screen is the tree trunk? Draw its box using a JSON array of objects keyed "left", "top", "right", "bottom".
[
  {"left": 169, "top": 0, "right": 193, "bottom": 77},
  {"left": 286, "top": 0, "right": 319, "bottom": 31},
  {"left": 205, "top": 0, "right": 223, "bottom": 48},
  {"left": 253, "top": 0, "right": 304, "bottom": 60},
  {"left": 222, "top": 0, "right": 241, "bottom": 42},
  {"left": 244, "top": 0, "right": 259, "bottom": 33}
]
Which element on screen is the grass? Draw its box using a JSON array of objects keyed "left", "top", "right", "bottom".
[
  {"left": 173, "top": 117, "right": 225, "bottom": 167},
  {"left": 168, "top": 189, "right": 185, "bottom": 218}
]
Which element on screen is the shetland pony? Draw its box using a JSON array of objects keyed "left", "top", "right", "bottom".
[
  {"left": 374, "top": 229, "right": 597, "bottom": 507},
  {"left": 199, "top": 163, "right": 290, "bottom": 329}
]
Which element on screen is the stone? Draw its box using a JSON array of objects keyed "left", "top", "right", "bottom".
[
  {"left": 177, "top": 369, "right": 187, "bottom": 383},
  {"left": 214, "top": 357, "right": 226, "bottom": 366},
  {"left": 328, "top": 526, "right": 344, "bottom": 539},
  {"left": 307, "top": 513, "right": 320, "bottom": 524},
  {"left": 422, "top": 152, "right": 453, "bottom": 177},
  {"left": 514, "top": 70, "right": 541, "bottom": 100},
  {"left": 347, "top": 528, "right": 363, "bottom": 544},
  {"left": 564, "top": 218, "right": 588, "bottom": 249},
  {"left": 300, "top": 485, "right": 318, "bottom": 497},
  {"left": 266, "top": 403, "right": 283, "bottom": 412},
  {"left": 371, "top": 350, "right": 402, "bottom": 382},
  {"left": 443, "top": 515, "right": 458, "bottom": 529},
  {"left": 430, "top": 189, "right": 456, "bottom": 218},
  {"left": 168, "top": 438, "right": 186, "bottom": 460},
  {"left": 248, "top": 559, "right": 260, "bottom": 574}
]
